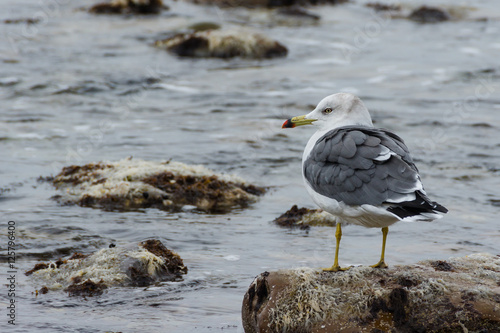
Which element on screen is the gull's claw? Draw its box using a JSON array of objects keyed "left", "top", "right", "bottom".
[
  {"left": 370, "top": 260, "right": 388, "bottom": 269},
  {"left": 322, "top": 265, "right": 351, "bottom": 272}
]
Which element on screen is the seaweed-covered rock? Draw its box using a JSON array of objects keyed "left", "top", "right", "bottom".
[
  {"left": 188, "top": 0, "right": 347, "bottom": 8},
  {"left": 273, "top": 205, "right": 337, "bottom": 228},
  {"left": 408, "top": 6, "right": 450, "bottom": 23},
  {"left": 51, "top": 158, "right": 265, "bottom": 213},
  {"left": 242, "top": 254, "right": 500, "bottom": 332},
  {"left": 65, "top": 279, "right": 108, "bottom": 297},
  {"left": 26, "top": 239, "right": 187, "bottom": 295},
  {"left": 155, "top": 30, "right": 288, "bottom": 59},
  {"left": 89, "top": 0, "right": 166, "bottom": 15}
]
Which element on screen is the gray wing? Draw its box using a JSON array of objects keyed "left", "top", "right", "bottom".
[{"left": 303, "top": 126, "right": 422, "bottom": 206}]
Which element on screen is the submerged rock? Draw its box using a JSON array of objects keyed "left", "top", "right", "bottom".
[
  {"left": 51, "top": 158, "right": 265, "bottom": 213},
  {"left": 26, "top": 239, "right": 187, "bottom": 295},
  {"left": 155, "top": 29, "right": 288, "bottom": 59},
  {"left": 3, "top": 17, "right": 40, "bottom": 24},
  {"left": 273, "top": 205, "right": 337, "bottom": 228},
  {"left": 188, "top": 22, "right": 222, "bottom": 32},
  {"left": 408, "top": 6, "right": 450, "bottom": 23},
  {"left": 89, "top": 0, "right": 166, "bottom": 15},
  {"left": 367, "top": 4, "right": 473, "bottom": 23},
  {"left": 242, "top": 253, "right": 500, "bottom": 332},
  {"left": 188, "top": 0, "right": 347, "bottom": 8}
]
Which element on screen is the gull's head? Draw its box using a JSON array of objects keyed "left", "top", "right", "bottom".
[{"left": 282, "top": 93, "right": 373, "bottom": 130}]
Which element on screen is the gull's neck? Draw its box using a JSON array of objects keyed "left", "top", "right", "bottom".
[{"left": 302, "top": 128, "right": 330, "bottom": 162}]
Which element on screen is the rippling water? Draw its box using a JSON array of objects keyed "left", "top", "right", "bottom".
[{"left": 1, "top": 0, "right": 500, "bottom": 332}]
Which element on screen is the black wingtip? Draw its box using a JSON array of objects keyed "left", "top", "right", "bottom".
[
  {"left": 432, "top": 202, "right": 448, "bottom": 214},
  {"left": 386, "top": 192, "right": 448, "bottom": 219}
]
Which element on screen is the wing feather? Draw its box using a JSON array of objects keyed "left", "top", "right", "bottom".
[{"left": 303, "top": 126, "right": 421, "bottom": 206}]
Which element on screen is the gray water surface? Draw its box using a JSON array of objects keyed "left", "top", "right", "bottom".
[{"left": 1, "top": 0, "right": 500, "bottom": 332}]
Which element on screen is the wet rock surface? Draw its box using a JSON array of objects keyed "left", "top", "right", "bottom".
[
  {"left": 89, "top": 0, "right": 166, "bottom": 15},
  {"left": 273, "top": 205, "right": 337, "bottom": 228},
  {"left": 408, "top": 6, "right": 450, "bottom": 23},
  {"left": 364, "top": 4, "right": 473, "bottom": 23},
  {"left": 26, "top": 239, "right": 187, "bottom": 296},
  {"left": 365, "top": 2, "right": 401, "bottom": 12},
  {"left": 242, "top": 254, "right": 500, "bottom": 332},
  {"left": 51, "top": 158, "right": 265, "bottom": 213},
  {"left": 155, "top": 29, "right": 288, "bottom": 59},
  {"left": 65, "top": 279, "right": 108, "bottom": 297}
]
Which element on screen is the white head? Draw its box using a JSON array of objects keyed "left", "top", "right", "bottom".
[
  {"left": 282, "top": 93, "right": 373, "bottom": 130},
  {"left": 306, "top": 93, "right": 373, "bottom": 130}
]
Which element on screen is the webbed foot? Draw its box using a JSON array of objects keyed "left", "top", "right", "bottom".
[
  {"left": 322, "top": 265, "right": 351, "bottom": 272},
  {"left": 370, "top": 260, "right": 388, "bottom": 269}
]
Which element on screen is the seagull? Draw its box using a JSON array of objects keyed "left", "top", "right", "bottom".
[{"left": 282, "top": 93, "right": 448, "bottom": 271}]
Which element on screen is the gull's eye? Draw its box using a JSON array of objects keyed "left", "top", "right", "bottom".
[{"left": 323, "top": 108, "right": 333, "bottom": 114}]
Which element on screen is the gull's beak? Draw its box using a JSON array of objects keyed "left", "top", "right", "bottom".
[{"left": 282, "top": 115, "right": 317, "bottom": 128}]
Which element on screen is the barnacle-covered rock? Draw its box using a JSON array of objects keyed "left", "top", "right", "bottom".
[
  {"left": 27, "top": 239, "right": 187, "bottom": 296},
  {"left": 242, "top": 254, "right": 500, "bottom": 332},
  {"left": 51, "top": 158, "right": 265, "bottom": 213}
]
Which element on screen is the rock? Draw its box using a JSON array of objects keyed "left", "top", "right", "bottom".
[
  {"left": 274, "top": 205, "right": 337, "bottom": 228},
  {"left": 89, "top": 0, "right": 166, "bottom": 15},
  {"left": 3, "top": 18, "right": 41, "bottom": 24},
  {"left": 51, "top": 158, "right": 266, "bottom": 213},
  {"left": 38, "top": 286, "right": 49, "bottom": 295},
  {"left": 65, "top": 279, "right": 108, "bottom": 297},
  {"left": 188, "top": 0, "right": 347, "bottom": 8},
  {"left": 188, "top": 22, "right": 222, "bottom": 32},
  {"left": 155, "top": 29, "right": 288, "bottom": 59},
  {"left": 408, "top": 6, "right": 450, "bottom": 23},
  {"left": 26, "top": 239, "right": 188, "bottom": 295},
  {"left": 242, "top": 254, "right": 500, "bottom": 332},
  {"left": 365, "top": 2, "right": 401, "bottom": 12}
]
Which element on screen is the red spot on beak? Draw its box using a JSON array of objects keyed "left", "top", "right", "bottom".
[{"left": 282, "top": 119, "right": 295, "bottom": 128}]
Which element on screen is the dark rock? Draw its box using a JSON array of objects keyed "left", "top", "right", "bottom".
[
  {"left": 430, "top": 260, "right": 454, "bottom": 271},
  {"left": 408, "top": 6, "right": 450, "bottom": 23},
  {"left": 188, "top": 22, "right": 221, "bottom": 32},
  {"left": 3, "top": 18, "right": 40, "bottom": 24},
  {"left": 38, "top": 286, "right": 49, "bottom": 294},
  {"left": 139, "top": 239, "right": 188, "bottom": 277},
  {"left": 65, "top": 279, "right": 108, "bottom": 297},
  {"left": 273, "top": 205, "right": 336, "bottom": 228},
  {"left": 274, "top": 205, "right": 314, "bottom": 228},
  {"left": 25, "top": 263, "right": 49, "bottom": 276},
  {"left": 365, "top": 2, "right": 401, "bottom": 11},
  {"left": 89, "top": 0, "right": 166, "bottom": 15},
  {"left": 156, "top": 30, "right": 288, "bottom": 59},
  {"left": 68, "top": 252, "right": 89, "bottom": 260}
]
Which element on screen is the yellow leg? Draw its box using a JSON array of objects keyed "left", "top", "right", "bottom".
[
  {"left": 371, "top": 227, "right": 389, "bottom": 268},
  {"left": 323, "top": 223, "right": 349, "bottom": 272}
]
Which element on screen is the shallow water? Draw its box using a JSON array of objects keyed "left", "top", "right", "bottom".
[{"left": 1, "top": 0, "right": 500, "bottom": 332}]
